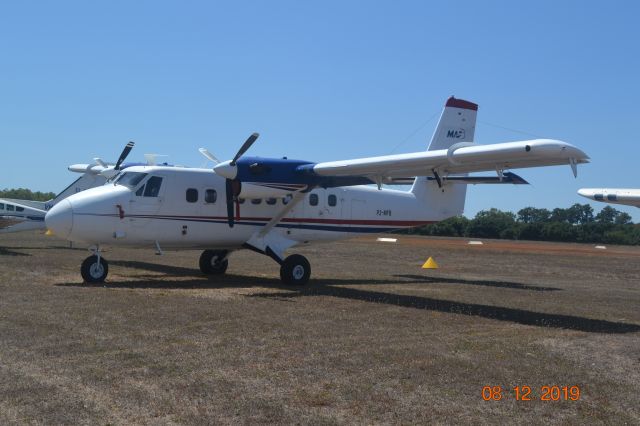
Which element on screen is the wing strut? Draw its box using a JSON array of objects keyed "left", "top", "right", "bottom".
[{"left": 244, "top": 191, "right": 308, "bottom": 263}]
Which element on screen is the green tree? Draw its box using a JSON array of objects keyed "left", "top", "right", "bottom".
[
  {"left": 595, "top": 205, "right": 633, "bottom": 225},
  {"left": 565, "top": 203, "right": 594, "bottom": 225},
  {"left": 467, "top": 208, "right": 517, "bottom": 239},
  {"left": 0, "top": 188, "right": 55, "bottom": 201},
  {"left": 517, "top": 207, "right": 551, "bottom": 223}
]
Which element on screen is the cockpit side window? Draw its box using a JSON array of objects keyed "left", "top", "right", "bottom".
[
  {"left": 116, "top": 172, "right": 148, "bottom": 189},
  {"left": 0, "top": 203, "right": 4, "bottom": 210},
  {"left": 143, "top": 176, "right": 163, "bottom": 197},
  {"left": 7, "top": 204, "right": 14, "bottom": 211}
]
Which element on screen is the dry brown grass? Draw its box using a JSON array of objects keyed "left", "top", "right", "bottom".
[{"left": 1, "top": 232, "right": 639, "bottom": 424}]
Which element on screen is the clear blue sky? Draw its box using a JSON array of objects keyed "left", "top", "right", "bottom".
[{"left": 2, "top": 1, "right": 639, "bottom": 220}]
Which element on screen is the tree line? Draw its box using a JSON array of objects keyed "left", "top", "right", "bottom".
[
  {"left": 400, "top": 204, "right": 640, "bottom": 245},
  {"left": 0, "top": 188, "right": 56, "bottom": 202}
]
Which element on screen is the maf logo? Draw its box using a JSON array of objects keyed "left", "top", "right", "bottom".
[{"left": 446, "top": 128, "right": 466, "bottom": 139}]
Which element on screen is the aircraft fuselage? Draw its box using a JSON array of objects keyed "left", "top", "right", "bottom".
[{"left": 46, "top": 166, "right": 455, "bottom": 250}]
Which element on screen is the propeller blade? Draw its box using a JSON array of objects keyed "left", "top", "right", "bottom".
[
  {"left": 230, "top": 133, "right": 259, "bottom": 166},
  {"left": 94, "top": 157, "right": 107, "bottom": 167},
  {"left": 199, "top": 148, "right": 220, "bottom": 164},
  {"left": 114, "top": 141, "right": 135, "bottom": 170},
  {"left": 225, "top": 179, "right": 235, "bottom": 228}
]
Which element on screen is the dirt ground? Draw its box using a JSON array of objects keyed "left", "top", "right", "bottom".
[{"left": 1, "top": 232, "right": 639, "bottom": 425}]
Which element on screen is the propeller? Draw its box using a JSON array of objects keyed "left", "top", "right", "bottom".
[
  {"left": 198, "top": 148, "right": 220, "bottom": 164},
  {"left": 231, "top": 133, "right": 259, "bottom": 165},
  {"left": 114, "top": 141, "right": 135, "bottom": 170},
  {"left": 225, "top": 179, "right": 236, "bottom": 227},
  {"left": 212, "top": 133, "right": 260, "bottom": 227}
]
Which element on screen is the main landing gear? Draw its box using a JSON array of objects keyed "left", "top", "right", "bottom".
[
  {"left": 198, "top": 249, "right": 311, "bottom": 286},
  {"left": 81, "top": 246, "right": 109, "bottom": 283},
  {"left": 279, "top": 254, "right": 311, "bottom": 286}
]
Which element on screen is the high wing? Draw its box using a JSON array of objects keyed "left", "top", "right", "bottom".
[
  {"left": 384, "top": 171, "right": 529, "bottom": 185},
  {"left": 310, "top": 139, "right": 589, "bottom": 179}
]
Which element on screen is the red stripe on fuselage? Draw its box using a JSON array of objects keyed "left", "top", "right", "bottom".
[{"left": 123, "top": 213, "right": 433, "bottom": 227}]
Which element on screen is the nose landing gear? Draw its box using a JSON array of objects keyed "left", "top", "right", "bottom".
[{"left": 81, "top": 246, "right": 109, "bottom": 283}]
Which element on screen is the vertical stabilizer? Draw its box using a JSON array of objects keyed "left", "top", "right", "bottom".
[
  {"left": 427, "top": 96, "right": 478, "bottom": 151},
  {"left": 47, "top": 174, "right": 107, "bottom": 208},
  {"left": 412, "top": 96, "right": 478, "bottom": 219}
]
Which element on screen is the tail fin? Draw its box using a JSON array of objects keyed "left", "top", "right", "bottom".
[
  {"left": 47, "top": 174, "right": 107, "bottom": 208},
  {"left": 412, "top": 96, "right": 478, "bottom": 219},
  {"left": 427, "top": 96, "right": 478, "bottom": 151}
]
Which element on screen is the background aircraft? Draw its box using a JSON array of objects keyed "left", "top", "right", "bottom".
[
  {"left": 578, "top": 188, "right": 640, "bottom": 208},
  {"left": 45, "top": 97, "right": 589, "bottom": 285},
  {"left": 0, "top": 142, "right": 137, "bottom": 233}
]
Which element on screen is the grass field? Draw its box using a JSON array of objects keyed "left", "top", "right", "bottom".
[{"left": 1, "top": 232, "right": 639, "bottom": 424}]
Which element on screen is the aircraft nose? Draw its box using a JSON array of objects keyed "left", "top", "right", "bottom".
[{"left": 45, "top": 199, "right": 73, "bottom": 239}]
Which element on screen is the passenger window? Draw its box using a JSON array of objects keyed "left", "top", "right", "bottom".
[
  {"left": 0, "top": 203, "right": 4, "bottom": 210},
  {"left": 186, "top": 188, "right": 198, "bottom": 203},
  {"left": 328, "top": 194, "right": 337, "bottom": 207},
  {"left": 205, "top": 189, "right": 217, "bottom": 203},
  {"left": 251, "top": 198, "right": 262, "bottom": 205},
  {"left": 143, "top": 176, "right": 163, "bottom": 197},
  {"left": 607, "top": 194, "right": 618, "bottom": 201},
  {"left": 7, "top": 204, "right": 14, "bottom": 211},
  {"left": 309, "top": 193, "right": 318, "bottom": 206},
  {"left": 238, "top": 198, "right": 245, "bottom": 204},
  {"left": 266, "top": 198, "right": 277, "bottom": 205},
  {"left": 282, "top": 195, "right": 292, "bottom": 205},
  {"left": 16, "top": 206, "right": 24, "bottom": 212}
]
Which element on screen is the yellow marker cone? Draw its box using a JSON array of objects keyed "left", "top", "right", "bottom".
[
  {"left": 45, "top": 229, "right": 53, "bottom": 236},
  {"left": 422, "top": 257, "right": 439, "bottom": 269}
]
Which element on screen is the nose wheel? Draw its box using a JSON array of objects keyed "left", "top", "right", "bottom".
[
  {"left": 81, "top": 255, "right": 109, "bottom": 283},
  {"left": 199, "top": 250, "right": 229, "bottom": 275},
  {"left": 280, "top": 254, "right": 311, "bottom": 286}
]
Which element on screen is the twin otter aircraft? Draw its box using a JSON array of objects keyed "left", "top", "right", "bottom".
[{"left": 45, "top": 97, "right": 589, "bottom": 285}]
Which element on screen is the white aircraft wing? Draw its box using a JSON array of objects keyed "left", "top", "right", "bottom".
[
  {"left": 578, "top": 188, "right": 640, "bottom": 207},
  {"left": 311, "top": 139, "right": 589, "bottom": 178}
]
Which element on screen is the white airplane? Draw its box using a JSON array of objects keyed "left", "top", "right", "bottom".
[
  {"left": 45, "top": 97, "right": 590, "bottom": 285},
  {"left": 578, "top": 188, "right": 640, "bottom": 208},
  {"left": 0, "top": 142, "right": 142, "bottom": 234}
]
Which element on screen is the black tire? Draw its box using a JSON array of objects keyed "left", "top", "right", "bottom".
[
  {"left": 199, "top": 250, "right": 229, "bottom": 275},
  {"left": 280, "top": 254, "right": 311, "bottom": 286},
  {"left": 81, "top": 255, "right": 109, "bottom": 283}
]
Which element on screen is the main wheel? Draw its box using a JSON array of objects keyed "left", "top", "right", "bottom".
[
  {"left": 280, "top": 254, "right": 311, "bottom": 286},
  {"left": 81, "top": 255, "right": 109, "bottom": 283},
  {"left": 199, "top": 250, "right": 229, "bottom": 275}
]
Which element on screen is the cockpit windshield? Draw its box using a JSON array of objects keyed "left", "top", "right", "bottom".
[{"left": 115, "top": 172, "right": 147, "bottom": 189}]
